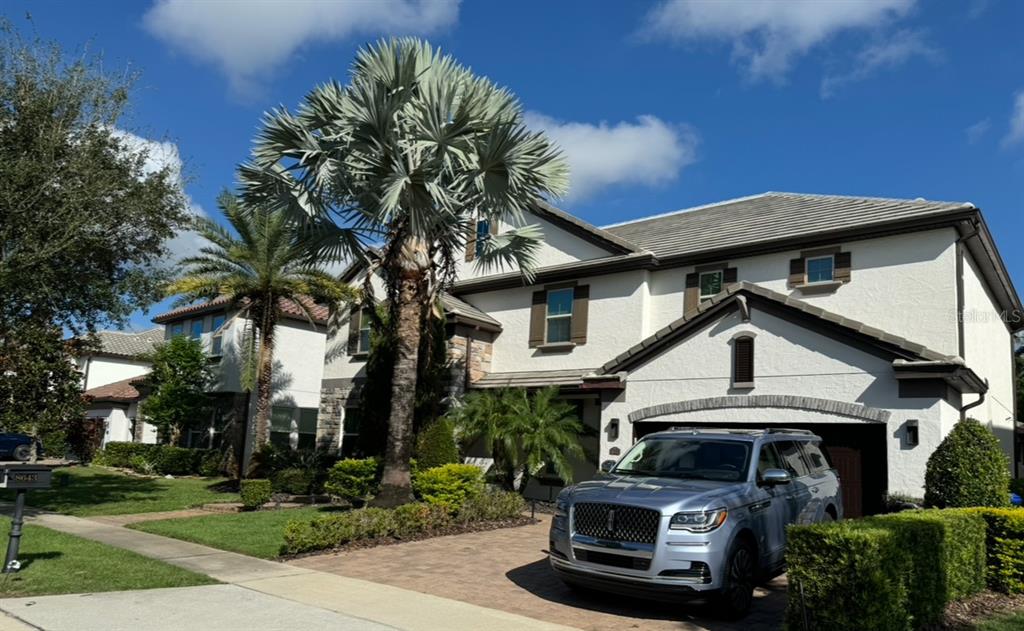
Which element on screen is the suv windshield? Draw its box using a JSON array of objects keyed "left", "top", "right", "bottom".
[{"left": 613, "top": 437, "right": 752, "bottom": 482}]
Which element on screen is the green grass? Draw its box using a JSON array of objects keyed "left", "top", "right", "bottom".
[
  {"left": 0, "top": 518, "right": 216, "bottom": 597},
  {"left": 130, "top": 506, "right": 343, "bottom": 559},
  {"left": 0, "top": 466, "right": 238, "bottom": 516},
  {"left": 974, "top": 611, "right": 1024, "bottom": 630}
]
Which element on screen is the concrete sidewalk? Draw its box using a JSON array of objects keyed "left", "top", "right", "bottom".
[{"left": 0, "top": 508, "right": 579, "bottom": 631}]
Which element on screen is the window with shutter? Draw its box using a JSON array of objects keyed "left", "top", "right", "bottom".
[{"left": 733, "top": 336, "right": 754, "bottom": 387}]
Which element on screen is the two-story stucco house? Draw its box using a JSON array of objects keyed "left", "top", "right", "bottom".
[{"left": 327, "top": 192, "right": 1022, "bottom": 517}]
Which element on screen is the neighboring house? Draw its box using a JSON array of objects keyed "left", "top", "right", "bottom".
[
  {"left": 77, "top": 329, "right": 163, "bottom": 446},
  {"left": 327, "top": 192, "right": 1022, "bottom": 516}
]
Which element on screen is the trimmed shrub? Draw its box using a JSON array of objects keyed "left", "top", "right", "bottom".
[
  {"left": 94, "top": 442, "right": 161, "bottom": 469},
  {"left": 240, "top": 479, "right": 272, "bottom": 510},
  {"left": 155, "top": 446, "right": 195, "bottom": 475},
  {"left": 198, "top": 451, "right": 223, "bottom": 477},
  {"left": 925, "top": 418, "right": 1010, "bottom": 508},
  {"left": 968, "top": 507, "right": 1024, "bottom": 594},
  {"left": 128, "top": 454, "right": 156, "bottom": 475},
  {"left": 414, "top": 464, "right": 484, "bottom": 511},
  {"left": 414, "top": 419, "right": 459, "bottom": 470},
  {"left": 324, "top": 458, "right": 379, "bottom": 505},
  {"left": 456, "top": 489, "right": 526, "bottom": 523},
  {"left": 272, "top": 467, "right": 315, "bottom": 495},
  {"left": 870, "top": 509, "right": 986, "bottom": 625},
  {"left": 786, "top": 521, "right": 909, "bottom": 631},
  {"left": 391, "top": 502, "right": 452, "bottom": 538}
]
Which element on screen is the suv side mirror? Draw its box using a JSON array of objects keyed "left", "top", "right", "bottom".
[
  {"left": 760, "top": 468, "right": 792, "bottom": 486},
  {"left": 600, "top": 460, "right": 616, "bottom": 473}
]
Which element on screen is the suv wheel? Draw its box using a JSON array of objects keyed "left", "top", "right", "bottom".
[
  {"left": 715, "top": 540, "right": 755, "bottom": 619},
  {"left": 12, "top": 444, "right": 31, "bottom": 462}
]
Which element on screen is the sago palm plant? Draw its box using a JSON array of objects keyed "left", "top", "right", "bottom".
[
  {"left": 240, "top": 38, "right": 569, "bottom": 505},
  {"left": 165, "top": 193, "right": 356, "bottom": 471}
]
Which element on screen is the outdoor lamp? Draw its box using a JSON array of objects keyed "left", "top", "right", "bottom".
[
  {"left": 906, "top": 420, "right": 919, "bottom": 447},
  {"left": 609, "top": 418, "right": 619, "bottom": 441}
]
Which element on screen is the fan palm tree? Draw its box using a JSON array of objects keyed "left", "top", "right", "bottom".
[
  {"left": 448, "top": 386, "right": 584, "bottom": 492},
  {"left": 240, "top": 38, "right": 569, "bottom": 505},
  {"left": 165, "top": 193, "right": 356, "bottom": 472}
]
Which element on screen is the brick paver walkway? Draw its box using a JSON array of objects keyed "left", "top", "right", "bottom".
[{"left": 290, "top": 514, "right": 786, "bottom": 631}]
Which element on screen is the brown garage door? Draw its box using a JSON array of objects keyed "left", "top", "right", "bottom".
[{"left": 827, "top": 446, "right": 863, "bottom": 518}]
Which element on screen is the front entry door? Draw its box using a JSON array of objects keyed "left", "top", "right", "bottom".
[{"left": 828, "top": 446, "right": 863, "bottom": 518}]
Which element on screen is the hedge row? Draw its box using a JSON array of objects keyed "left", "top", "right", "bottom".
[
  {"left": 93, "top": 442, "right": 221, "bottom": 477},
  {"left": 968, "top": 507, "right": 1024, "bottom": 594},
  {"left": 321, "top": 458, "right": 486, "bottom": 510},
  {"left": 786, "top": 509, "right": 987, "bottom": 630},
  {"left": 282, "top": 490, "right": 526, "bottom": 555}
]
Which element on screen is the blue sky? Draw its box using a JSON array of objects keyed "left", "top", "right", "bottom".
[{"left": 10, "top": 1, "right": 1024, "bottom": 330}]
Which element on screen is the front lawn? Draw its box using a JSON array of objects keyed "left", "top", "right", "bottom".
[
  {"left": 0, "top": 466, "right": 238, "bottom": 516},
  {"left": 974, "top": 611, "right": 1024, "bottom": 630},
  {"left": 0, "top": 518, "right": 216, "bottom": 597},
  {"left": 129, "top": 506, "right": 340, "bottom": 559}
]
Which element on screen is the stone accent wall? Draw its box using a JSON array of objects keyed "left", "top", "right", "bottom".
[
  {"left": 445, "top": 329, "right": 494, "bottom": 400},
  {"left": 317, "top": 378, "right": 361, "bottom": 452}
]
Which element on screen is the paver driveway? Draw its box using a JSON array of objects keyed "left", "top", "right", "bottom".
[{"left": 290, "top": 514, "right": 786, "bottom": 631}]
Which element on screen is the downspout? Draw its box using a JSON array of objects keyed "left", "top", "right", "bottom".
[{"left": 960, "top": 377, "right": 988, "bottom": 420}]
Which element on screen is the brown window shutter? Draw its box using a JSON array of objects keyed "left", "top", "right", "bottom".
[
  {"left": 788, "top": 258, "right": 805, "bottom": 287},
  {"left": 570, "top": 285, "right": 589, "bottom": 345},
  {"left": 723, "top": 267, "right": 738, "bottom": 284},
  {"left": 346, "top": 307, "right": 362, "bottom": 354},
  {"left": 834, "top": 251, "right": 852, "bottom": 282},
  {"left": 684, "top": 272, "right": 699, "bottom": 314},
  {"left": 733, "top": 336, "right": 754, "bottom": 384},
  {"left": 465, "top": 223, "right": 477, "bottom": 262},
  {"left": 528, "top": 290, "right": 546, "bottom": 348}
]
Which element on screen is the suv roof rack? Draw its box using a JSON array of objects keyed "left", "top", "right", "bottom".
[
  {"left": 765, "top": 428, "right": 815, "bottom": 436},
  {"left": 657, "top": 426, "right": 817, "bottom": 437}
]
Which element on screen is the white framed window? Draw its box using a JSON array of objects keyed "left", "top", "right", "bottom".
[
  {"left": 357, "top": 309, "right": 372, "bottom": 354},
  {"left": 805, "top": 255, "right": 835, "bottom": 284},
  {"left": 699, "top": 270, "right": 723, "bottom": 299},
  {"left": 545, "top": 288, "right": 574, "bottom": 344}
]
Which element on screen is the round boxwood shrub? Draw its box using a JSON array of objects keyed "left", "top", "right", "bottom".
[
  {"left": 414, "top": 418, "right": 459, "bottom": 470},
  {"left": 240, "top": 479, "right": 272, "bottom": 510},
  {"left": 414, "top": 464, "right": 484, "bottom": 511},
  {"left": 324, "top": 458, "right": 380, "bottom": 505},
  {"left": 925, "top": 418, "right": 1010, "bottom": 508}
]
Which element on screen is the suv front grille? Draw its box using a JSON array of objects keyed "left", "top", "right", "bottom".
[{"left": 573, "top": 503, "right": 660, "bottom": 545}]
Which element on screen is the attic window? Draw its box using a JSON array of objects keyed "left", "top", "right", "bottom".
[
  {"left": 699, "top": 270, "right": 724, "bottom": 300},
  {"left": 732, "top": 335, "right": 755, "bottom": 388},
  {"left": 806, "top": 255, "right": 834, "bottom": 283}
]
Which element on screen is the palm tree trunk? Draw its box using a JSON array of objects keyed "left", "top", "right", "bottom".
[
  {"left": 251, "top": 305, "right": 276, "bottom": 457},
  {"left": 372, "top": 265, "right": 426, "bottom": 507}
]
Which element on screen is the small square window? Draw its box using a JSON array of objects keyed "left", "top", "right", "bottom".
[
  {"left": 171, "top": 323, "right": 184, "bottom": 337},
  {"left": 357, "top": 309, "right": 372, "bottom": 354},
  {"left": 699, "top": 271, "right": 723, "bottom": 299},
  {"left": 806, "top": 256, "right": 834, "bottom": 283},
  {"left": 546, "top": 288, "right": 574, "bottom": 344},
  {"left": 190, "top": 319, "right": 204, "bottom": 339}
]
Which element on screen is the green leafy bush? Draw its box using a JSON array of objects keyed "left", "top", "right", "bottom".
[
  {"left": 324, "top": 458, "right": 380, "bottom": 505},
  {"left": 414, "top": 418, "right": 459, "bottom": 470},
  {"left": 128, "top": 454, "right": 156, "bottom": 476},
  {"left": 456, "top": 489, "right": 526, "bottom": 522},
  {"left": 94, "top": 442, "right": 161, "bottom": 469},
  {"left": 240, "top": 479, "right": 272, "bottom": 510},
  {"left": 198, "top": 451, "right": 223, "bottom": 477},
  {"left": 155, "top": 446, "right": 195, "bottom": 475},
  {"left": 414, "top": 464, "right": 483, "bottom": 511},
  {"left": 786, "top": 521, "right": 909, "bottom": 631},
  {"left": 968, "top": 507, "right": 1024, "bottom": 594},
  {"left": 272, "top": 467, "right": 315, "bottom": 495},
  {"left": 925, "top": 418, "right": 1010, "bottom": 508},
  {"left": 391, "top": 503, "right": 452, "bottom": 538}
]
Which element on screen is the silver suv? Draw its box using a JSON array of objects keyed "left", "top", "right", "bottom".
[{"left": 549, "top": 427, "right": 842, "bottom": 617}]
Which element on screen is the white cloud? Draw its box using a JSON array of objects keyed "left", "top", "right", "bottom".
[
  {"left": 114, "top": 130, "right": 207, "bottom": 265},
  {"left": 640, "top": 0, "right": 916, "bottom": 82},
  {"left": 820, "top": 29, "right": 940, "bottom": 98},
  {"left": 966, "top": 118, "right": 991, "bottom": 144},
  {"left": 143, "top": 0, "right": 460, "bottom": 95},
  {"left": 524, "top": 113, "right": 698, "bottom": 201},
  {"left": 1003, "top": 91, "right": 1024, "bottom": 147}
]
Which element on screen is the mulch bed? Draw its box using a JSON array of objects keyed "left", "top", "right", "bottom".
[
  {"left": 283, "top": 515, "right": 538, "bottom": 560},
  {"left": 923, "top": 591, "right": 1024, "bottom": 630}
]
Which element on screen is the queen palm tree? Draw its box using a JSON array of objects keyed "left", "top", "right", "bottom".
[
  {"left": 165, "top": 193, "right": 356, "bottom": 472},
  {"left": 240, "top": 38, "right": 569, "bottom": 505}
]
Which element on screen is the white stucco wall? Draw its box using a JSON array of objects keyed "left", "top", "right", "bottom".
[
  {"left": 79, "top": 356, "right": 151, "bottom": 390},
  {"left": 601, "top": 307, "right": 946, "bottom": 496},
  {"left": 961, "top": 251, "right": 1016, "bottom": 458},
  {"left": 646, "top": 228, "right": 961, "bottom": 356},
  {"left": 88, "top": 407, "right": 132, "bottom": 445}
]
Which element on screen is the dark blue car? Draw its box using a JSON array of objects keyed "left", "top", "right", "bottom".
[{"left": 0, "top": 434, "right": 42, "bottom": 462}]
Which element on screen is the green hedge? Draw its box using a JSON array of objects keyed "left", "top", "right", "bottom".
[
  {"left": 272, "top": 467, "right": 315, "bottom": 495},
  {"left": 786, "top": 509, "right": 987, "bottom": 630},
  {"left": 93, "top": 442, "right": 223, "bottom": 477},
  {"left": 968, "top": 507, "right": 1024, "bottom": 594},
  {"left": 323, "top": 458, "right": 380, "bottom": 504},
  {"left": 93, "top": 442, "right": 162, "bottom": 468},
  {"left": 414, "top": 464, "right": 483, "bottom": 511},
  {"left": 240, "top": 479, "right": 272, "bottom": 511},
  {"left": 282, "top": 489, "right": 524, "bottom": 555}
]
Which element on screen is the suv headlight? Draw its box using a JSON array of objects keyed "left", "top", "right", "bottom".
[
  {"left": 554, "top": 497, "right": 569, "bottom": 517},
  {"left": 669, "top": 508, "right": 728, "bottom": 532}
]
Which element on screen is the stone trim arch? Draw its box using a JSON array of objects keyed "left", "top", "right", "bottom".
[{"left": 627, "top": 394, "right": 891, "bottom": 424}]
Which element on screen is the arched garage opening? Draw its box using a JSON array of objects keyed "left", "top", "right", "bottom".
[{"left": 629, "top": 396, "right": 890, "bottom": 517}]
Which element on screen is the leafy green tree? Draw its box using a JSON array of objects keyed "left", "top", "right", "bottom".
[
  {"left": 448, "top": 386, "right": 583, "bottom": 492},
  {"left": 139, "top": 336, "right": 212, "bottom": 444},
  {"left": 243, "top": 38, "right": 568, "bottom": 505},
  {"left": 165, "top": 194, "right": 356, "bottom": 468},
  {"left": 924, "top": 417, "right": 1010, "bottom": 508}
]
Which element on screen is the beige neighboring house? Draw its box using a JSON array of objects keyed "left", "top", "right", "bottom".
[{"left": 77, "top": 329, "right": 163, "bottom": 446}]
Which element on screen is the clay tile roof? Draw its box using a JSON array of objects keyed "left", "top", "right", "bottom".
[
  {"left": 83, "top": 374, "right": 149, "bottom": 402},
  {"left": 153, "top": 296, "right": 329, "bottom": 325},
  {"left": 90, "top": 328, "right": 164, "bottom": 358}
]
